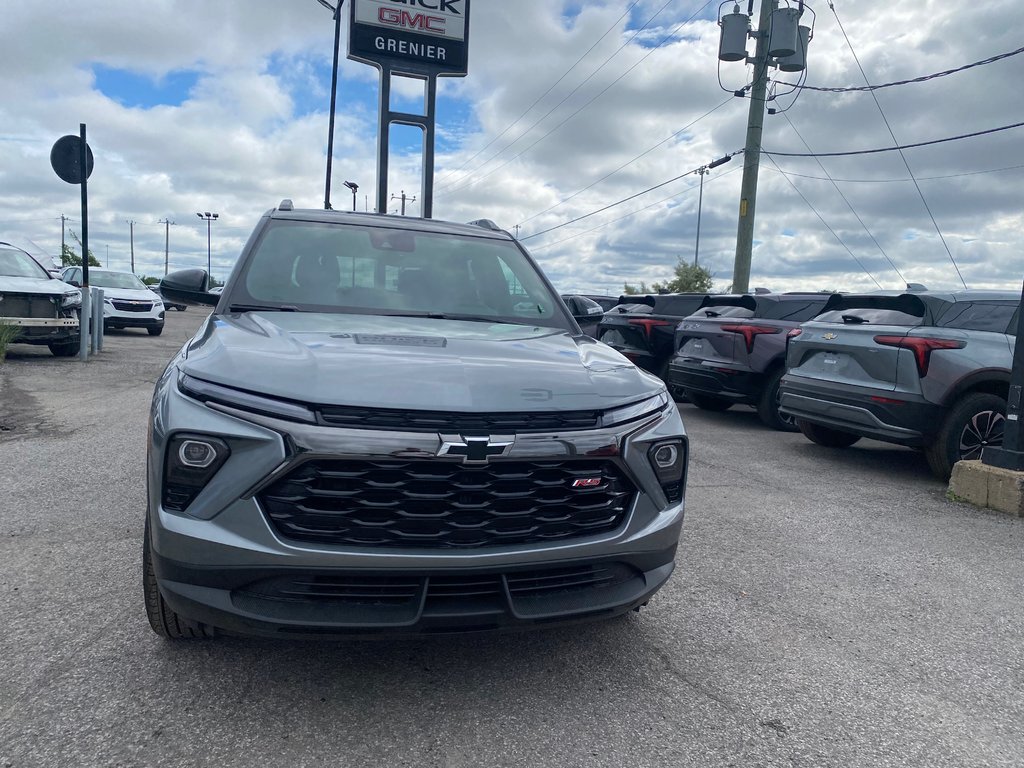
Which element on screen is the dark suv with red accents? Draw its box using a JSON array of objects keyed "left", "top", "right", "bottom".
[
  {"left": 596, "top": 293, "right": 710, "bottom": 385},
  {"left": 667, "top": 293, "right": 832, "bottom": 430},
  {"left": 779, "top": 291, "right": 1018, "bottom": 479}
]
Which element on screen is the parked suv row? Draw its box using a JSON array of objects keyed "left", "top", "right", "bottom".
[
  {"left": 668, "top": 293, "right": 833, "bottom": 430},
  {"left": 780, "top": 290, "right": 1017, "bottom": 479}
]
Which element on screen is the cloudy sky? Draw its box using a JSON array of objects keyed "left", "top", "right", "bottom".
[{"left": 1, "top": 0, "right": 1021, "bottom": 295}]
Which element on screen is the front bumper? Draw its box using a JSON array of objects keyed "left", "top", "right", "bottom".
[
  {"left": 147, "top": 371, "right": 688, "bottom": 635},
  {"left": 779, "top": 376, "right": 940, "bottom": 446},
  {"left": 6, "top": 316, "right": 80, "bottom": 345},
  {"left": 152, "top": 547, "right": 676, "bottom": 636},
  {"left": 105, "top": 304, "right": 164, "bottom": 329}
]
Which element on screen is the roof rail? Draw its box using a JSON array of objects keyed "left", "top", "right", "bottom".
[
  {"left": 467, "top": 218, "right": 502, "bottom": 232},
  {"left": 278, "top": 199, "right": 294, "bottom": 211}
]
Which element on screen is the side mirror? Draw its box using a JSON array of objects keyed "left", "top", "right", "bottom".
[
  {"left": 68, "top": 279, "right": 82, "bottom": 288},
  {"left": 161, "top": 268, "right": 219, "bottom": 307}
]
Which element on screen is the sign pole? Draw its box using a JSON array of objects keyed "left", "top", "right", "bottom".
[{"left": 79, "top": 123, "right": 91, "bottom": 361}]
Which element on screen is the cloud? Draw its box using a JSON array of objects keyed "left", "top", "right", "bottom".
[{"left": 0, "top": 0, "right": 1020, "bottom": 295}]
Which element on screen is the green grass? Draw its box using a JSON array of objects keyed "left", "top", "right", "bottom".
[{"left": 0, "top": 320, "right": 20, "bottom": 362}]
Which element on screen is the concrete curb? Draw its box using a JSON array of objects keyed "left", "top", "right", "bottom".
[{"left": 948, "top": 460, "right": 1024, "bottom": 517}]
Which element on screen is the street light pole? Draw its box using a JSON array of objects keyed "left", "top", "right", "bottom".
[
  {"left": 196, "top": 212, "right": 218, "bottom": 275},
  {"left": 694, "top": 154, "right": 734, "bottom": 267},
  {"left": 343, "top": 180, "right": 359, "bottom": 212},
  {"left": 317, "top": 0, "right": 346, "bottom": 211}
]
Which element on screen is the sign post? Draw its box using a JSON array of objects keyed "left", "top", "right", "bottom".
[
  {"left": 50, "top": 126, "right": 94, "bottom": 360},
  {"left": 347, "top": 0, "right": 471, "bottom": 218}
]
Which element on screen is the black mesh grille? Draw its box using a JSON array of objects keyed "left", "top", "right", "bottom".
[
  {"left": 111, "top": 300, "right": 154, "bottom": 312},
  {"left": 316, "top": 406, "right": 600, "bottom": 433},
  {"left": 259, "top": 459, "right": 635, "bottom": 549},
  {"left": 0, "top": 294, "right": 57, "bottom": 319}
]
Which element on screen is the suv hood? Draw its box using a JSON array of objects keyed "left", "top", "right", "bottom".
[
  {"left": 180, "top": 313, "right": 662, "bottom": 412},
  {"left": 0, "top": 275, "right": 78, "bottom": 295}
]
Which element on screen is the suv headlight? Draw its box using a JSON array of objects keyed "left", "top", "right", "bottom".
[
  {"left": 61, "top": 290, "right": 82, "bottom": 308},
  {"left": 601, "top": 391, "right": 670, "bottom": 428}
]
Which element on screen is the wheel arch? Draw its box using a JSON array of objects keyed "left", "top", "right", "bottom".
[{"left": 942, "top": 369, "right": 1010, "bottom": 407}]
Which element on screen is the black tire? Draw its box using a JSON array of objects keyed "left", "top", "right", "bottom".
[
  {"left": 48, "top": 339, "right": 79, "bottom": 357},
  {"left": 797, "top": 419, "right": 862, "bottom": 448},
  {"left": 685, "top": 390, "right": 733, "bottom": 412},
  {"left": 174, "top": 305, "right": 187, "bottom": 312},
  {"left": 148, "top": 324, "right": 164, "bottom": 337},
  {"left": 924, "top": 392, "right": 1006, "bottom": 480},
  {"left": 757, "top": 367, "right": 799, "bottom": 432},
  {"left": 143, "top": 517, "right": 215, "bottom": 640}
]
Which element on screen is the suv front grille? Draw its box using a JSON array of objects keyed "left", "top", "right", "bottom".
[
  {"left": 111, "top": 299, "right": 154, "bottom": 312},
  {"left": 316, "top": 406, "right": 600, "bottom": 432},
  {"left": 0, "top": 293, "right": 57, "bottom": 319},
  {"left": 259, "top": 459, "right": 635, "bottom": 549}
]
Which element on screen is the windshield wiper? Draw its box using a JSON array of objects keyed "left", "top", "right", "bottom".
[
  {"left": 382, "top": 311, "right": 523, "bottom": 325},
  {"left": 227, "top": 303, "right": 300, "bottom": 313},
  {"left": 841, "top": 313, "right": 869, "bottom": 324}
]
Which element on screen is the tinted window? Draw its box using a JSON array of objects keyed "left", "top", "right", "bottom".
[
  {"left": 814, "top": 308, "right": 922, "bottom": 326},
  {"left": 759, "top": 299, "right": 830, "bottom": 322},
  {"left": 937, "top": 302, "right": 1017, "bottom": 333},
  {"left": 688, "top": 306, "right": 754, "bottom": 319},
  {"left": 235, "top": 221, "right": 570, "bottom": 329},
  {"left": 90, "top": 270, "right": 148, "bottom": 290},
  {"left": 0, "top": 246, "right": 49, "bottom": 279}
]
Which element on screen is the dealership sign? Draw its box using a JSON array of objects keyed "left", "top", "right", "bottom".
[{"left": 348, "top": 0, "right": 470, "bottom": 76}]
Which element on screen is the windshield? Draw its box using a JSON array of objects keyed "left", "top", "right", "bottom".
[
  {"left": 0, "top": 246, "right": 50, "bottom": 279},
  {"left": 90, "top": 270, "right": 148, "bottom": 290},
  {"left": 232, "top": 220, "right": 572, "bottom": 329}
]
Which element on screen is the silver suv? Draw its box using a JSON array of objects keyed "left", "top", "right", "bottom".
[
  {"left": 780, "top": 291, "right": 1018, "bottom": 479},
  {"left": 144, "top": 205, "right": 689, "bottom": 638}
]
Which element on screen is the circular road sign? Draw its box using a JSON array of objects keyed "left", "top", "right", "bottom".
[{"left": 50, "top": 135, "right": 95, "bottom": 185}]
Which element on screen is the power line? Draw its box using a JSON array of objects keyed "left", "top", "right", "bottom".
[
  {"left": 517, "top": 97, "right": 735, "bottom": 228},
  {"left": 778, "top": 44, "right": 1024, "bottom": 93},
  {"left": 761, "top": 163, "right": 1024, "bottom": 183},
  {"left": 528, "top": 165, "right": 743, "bottom": 252},
  {"left": 827, "top": 1, "right": 966, "bottom": 289},
  {"left": 434, "top": 0, "right": 644, "bottom": 186},
  {"left": 437, "top": 0, "right": 717, "bottom": 197},
  {"left": 761, "top": 120, "right": 1024, "bottom": 158},
  {"left": 521, "top": 151, "right": 742, "bottom": 242},
  {"left": 762, "top": 153, "right": 884, "bottom": 290},
  {"left": 780, "top": 111, "right": 906, "bottom": 285}
]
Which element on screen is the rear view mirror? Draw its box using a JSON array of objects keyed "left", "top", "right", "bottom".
[{"left": 161, "top": 268, "right": 219, "bottom": 306}]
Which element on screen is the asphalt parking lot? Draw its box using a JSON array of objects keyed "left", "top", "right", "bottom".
[{"left": 2, "top": 309, "right": 1023, "bottom": 768}]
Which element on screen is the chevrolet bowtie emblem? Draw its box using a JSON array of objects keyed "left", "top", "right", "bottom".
[{"left": 437, "top": 435, "right": 514, "bottom": 464}]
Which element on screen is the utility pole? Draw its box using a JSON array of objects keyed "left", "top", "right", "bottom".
[
  {"left": 126, "top": 219, "right": 136, "bottom": 274},
  {"left": 158, "top": 219, "right": 175, "bottom": 275},
  {"left": 60, "top": 214, "right": 67, "bottom": 263},
  {"left": 514, "top": 224, "right": 521, "bottom": 240},
  {"left": 105, "top": 244, "right": 109, "bottom": 267},
  {"left": 732, "top": 0, "right": 776, "bottom": 294},
  {"left": 390, "top": 190, "right": 416, "bottom": 216}
]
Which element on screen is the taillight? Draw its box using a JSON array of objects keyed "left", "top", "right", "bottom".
[
  {"left": 787, "top": 328, "right": 802, "bottom": 339},
  {"left": 720, "top": 324, "right": 782, "bottom": 353},
  {"left": 873, "top": 335, "right": 966, "bottom": 377},
  {"left": 628, "top": 318, "right": 672, "bottom": 339}
]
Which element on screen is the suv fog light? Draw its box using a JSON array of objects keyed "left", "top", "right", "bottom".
[
  {"left": 179, "top": 439, "right": 218, "bottom": 468},
  {"left": 652, "top": 443, "right": 679, "bottom": 468},
  {"left": 648, "top": 439, "right": 687, "bottom": 503},
  {"left": 164, "top": 434, "right": 230, "bottom": 512}
]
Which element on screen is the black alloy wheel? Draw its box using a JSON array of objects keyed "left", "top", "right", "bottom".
[{"left": 926, "top": 392, "right": 1006, "bottom": 480}]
